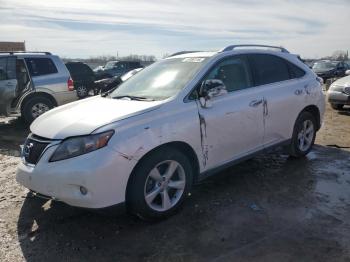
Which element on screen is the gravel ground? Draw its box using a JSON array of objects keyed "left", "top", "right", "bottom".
[{"left": 0, "top": 103, "right": 350, "bottom": 262}]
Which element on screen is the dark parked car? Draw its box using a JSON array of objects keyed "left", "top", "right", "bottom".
[
  {"left": 95, "top": 68, "right": 143, "bottom": 94},
  {"left": 312, "top": 60, "right": 349, "bottom": 81},
  {"left": 65, "top": 62, "right": 96, "bottom": 98},
  {"left": 93, "top": 61, "right": 143, "bottom": 80}
]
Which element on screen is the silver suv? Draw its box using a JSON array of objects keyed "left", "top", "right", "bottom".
[{"left": 0, "top": 52, "right": 77, "bottom": 123}]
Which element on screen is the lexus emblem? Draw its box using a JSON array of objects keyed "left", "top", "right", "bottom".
[{"left": 23, "top": 142, "right": 34, "bottom": 158}]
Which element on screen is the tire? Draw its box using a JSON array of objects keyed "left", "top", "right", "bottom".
[
  {"left": 76, "top": 85, "right": 89, "bottom": 98},
  {"left": 22, "top": 96, "right": 54, "bottom": 124},
  {"left": 331, "top": 103, "right": 344, "bottom": 110},
  {"left": 288, "top": 111, "right": 317, "bottom": 158},
  {"left": 126, "top": 148, "right": 193, "bottom": 220}
]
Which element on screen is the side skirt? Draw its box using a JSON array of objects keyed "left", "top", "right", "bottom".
[{"left": 196, "top": 139, "right": 291, "bottom": 182}]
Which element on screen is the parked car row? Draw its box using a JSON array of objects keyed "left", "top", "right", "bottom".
[
  {"left": 0, "top": 52, "right": 144, "bottom": 123},
  {"left": 327, "top": 70, "right": 350, "bottom": 110},
  {"left": 0, "top": 51, "right": 76, "bottom": 123},
  {"left": 312, "top": 60, "right": 349, "bottom": 81},
  {"left": 93, "top": 60, "right": 143, "bottom": 80},
  {"left": 95, "top": 68, "right": 143, "bottom": 94}
]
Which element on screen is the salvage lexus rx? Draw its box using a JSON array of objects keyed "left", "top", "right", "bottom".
[{"left": 16, "top": 45, "right": 325, "bottom": 220}]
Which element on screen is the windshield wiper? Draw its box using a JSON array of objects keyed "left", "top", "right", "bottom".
[
  {"left": 112, "top": 95, "right": 155, "bottom": 101},
  {"left": 101, "top": 86, "right": 118, "bottom": 97}
]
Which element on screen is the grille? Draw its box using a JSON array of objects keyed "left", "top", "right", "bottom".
[{"left": 23, "top": 136, "right": 50, "bottom": 165}]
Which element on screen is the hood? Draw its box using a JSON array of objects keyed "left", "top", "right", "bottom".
[
  {"left": 332, "top": 75, "right": 350, "bottom": 87},
  {"left": 30, "top": 97, "right": 163, "bottom": 139},
  {"left": 313, "top": 68, "right": 334, "bottom": 74}
]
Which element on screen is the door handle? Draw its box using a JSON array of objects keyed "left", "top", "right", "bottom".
[
  {"left": 294, "top": 89, "right": 303, "bottom": 96},
  {"left": 249, "top": 99, "right": 263, "bottom": 107},
  {"left": 6, "top": 82, "right": 13, "bottom": 86}
]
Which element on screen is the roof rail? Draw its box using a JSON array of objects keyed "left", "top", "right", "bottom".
[
  {"left": 168, "top": 51, "right": 201, "bottom": 57},
  {"left": 221, "top": 45, "right": 289, "bottom": 53},
  {"left": 0, "top": 51, "right": 52, "bottom": 55}
]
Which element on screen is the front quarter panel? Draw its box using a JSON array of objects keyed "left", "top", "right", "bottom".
[{"left": 97, "top": 101, "right": 204, "bottom": 172}]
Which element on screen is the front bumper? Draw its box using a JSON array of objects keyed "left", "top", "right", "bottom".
[
  {"left": 327, "top": 90, "right": 350, "bottom": 105},
  {"left": 16, "top": 144, "right": 136, "bottom": 208}
]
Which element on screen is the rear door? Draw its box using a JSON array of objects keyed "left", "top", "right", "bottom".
[
  {"left": 0, "top": 56, "right": 17, "bottom": 115},
  {"left": 248, "top": 54, "right": 308, "bottom": 147}
]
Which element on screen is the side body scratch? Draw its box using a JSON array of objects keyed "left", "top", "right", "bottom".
[{"left": 195, "top": 100, "right": 209, "bottom": 167}]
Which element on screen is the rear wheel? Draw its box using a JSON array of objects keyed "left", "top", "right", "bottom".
[
  {"left": 22, "top": 96, "right": 54, "bottom": 124},
  {"left": 288, "top": 111, "right": 316, "bottom": 158},
  {"left": 330, "top": 103, "right": 344, "bottom": 110},
  {"left": 127, "top": 148, "right": 193, "bottom": 220},
  {"left": 76, "top": 85, "right": 89, "bottom": 98}
]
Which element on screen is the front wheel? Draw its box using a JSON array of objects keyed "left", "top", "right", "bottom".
[
  {"left": 126, "top": 148, "right": 193, "bottom": 220},
  {"left": 288, "top": 111, "right": 316, "bottom": 158}
]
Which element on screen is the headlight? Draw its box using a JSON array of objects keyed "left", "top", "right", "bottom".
[
  {"left": 50, "top": 130, "right": 114, "bottom": 162},
  {"left": 329, "top": 84, "right": 344, "bottom": 92}
]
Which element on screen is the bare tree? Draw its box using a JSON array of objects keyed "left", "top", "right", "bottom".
[{"left": 331, "top": 50, "right": 349, "bottom": 61}]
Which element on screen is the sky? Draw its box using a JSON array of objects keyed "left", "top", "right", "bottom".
[{"left": 0, "top": 0, "right": 349, "bottom": 59}]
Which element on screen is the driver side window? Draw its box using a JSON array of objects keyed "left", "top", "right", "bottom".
[{"left": 204, "top": 56, "right": 252, "bottom": 92}]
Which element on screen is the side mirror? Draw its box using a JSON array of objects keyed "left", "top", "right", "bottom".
[
  {"left": 346, "top": 70, "right": 350, "bottom": 76},
  {"left": 199, "top": 79, "right": 228, "bottom": 108}
]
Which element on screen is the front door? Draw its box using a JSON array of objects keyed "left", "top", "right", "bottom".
[
  {"left": 0, "top": 56, "right": 17, "bottom": 116},
  {"left": 196, "top": 55, "right": 265, "bottom": 170}
]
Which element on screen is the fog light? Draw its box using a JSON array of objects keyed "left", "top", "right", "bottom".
[{"left": 80, "top": 186, "right": 88, "bottom": 195}]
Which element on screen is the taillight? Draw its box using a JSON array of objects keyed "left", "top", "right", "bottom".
[{"left": 67, "top": 77, "right": 74, "bottom": 91}]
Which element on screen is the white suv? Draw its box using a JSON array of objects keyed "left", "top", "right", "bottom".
[{"left": 16, "top": 45, "right": 325, "bottom": 220}]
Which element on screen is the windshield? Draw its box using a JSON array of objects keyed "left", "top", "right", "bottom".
[
  {"left": 105, "top": 61, "right": 118, "bottom": 69},
  {"left": 313, "top": 62, "right": 337, "bottom": 70},
  {"left": 111, "top": 57, "right": 208, "bottom": 100}
]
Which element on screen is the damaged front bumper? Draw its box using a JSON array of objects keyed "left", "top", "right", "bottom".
[{"left": 16, "top": 144, "right": 136, "bottom": 209}]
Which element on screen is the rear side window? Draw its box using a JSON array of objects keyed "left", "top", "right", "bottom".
[
  {"left": 249, "top": 54, "right": 290, "bottom": 86},
  {"left": 0, "top": 57, "right": 16, "bottom": 80},
  {"left": 82, "top": 64, "right": 93, "bottom": 75},
  {"left": 25, "top": 58, "right": 58, "bottom": 76},
  {"left": 66, "top": 63, "right": 91, "bottom": 75},
  {"left": 287, "top": 62, "right": 305, "bottom": 78},
  {"left": 130, "top": 62, "right": 141, "bottom": 68}
]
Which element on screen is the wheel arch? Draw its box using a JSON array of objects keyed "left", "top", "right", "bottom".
[
  {"left": 299, "top": 105, "right": 321, "bottom": 130},
  {"left": 125, "top": 141, "right": 200, "bottom": 202},
  {"left": 20, "top": 92, "right": 58, "bottom": 113}
]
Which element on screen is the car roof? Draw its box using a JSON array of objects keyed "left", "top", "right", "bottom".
[
  {"left": 168, "top": 49, "right": 297, "bottom": 60},
  {"left": 0, "top": 53, "right": 55, "bottom": 59},
  {"left": 167, "top": 51, "right": 218, "bottom": 59},
  {"left": 66, "top": 61, "right": 86, "bottom": 64},
  {"left": 168, "top": 45, "right": 292, "bottom": 59}
]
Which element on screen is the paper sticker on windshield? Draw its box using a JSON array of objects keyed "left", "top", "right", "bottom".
[{"left": 182, "top": 58, "right": 205, "bottom": 63}]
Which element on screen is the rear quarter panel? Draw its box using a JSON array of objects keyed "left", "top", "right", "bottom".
[{"left": 31, "top": 56, "right": 78, "bottom": 105}]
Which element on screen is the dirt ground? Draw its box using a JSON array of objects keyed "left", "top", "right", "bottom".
[{"left": 1, "top": 103, "right": 350, "bottom": 262}]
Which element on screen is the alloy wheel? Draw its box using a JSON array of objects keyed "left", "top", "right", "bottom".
[
  {"left": 297, "top": 119, "right": 314, "bottom": 152},
  {"left": 31, "top": 103, "right": 50, "bottom": 118},
  {"left": 77, "top": 85, "right": 88, "bottom": 98},
  {"left": 144, "top": 160, "right": 186, "bottom": 212}
]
